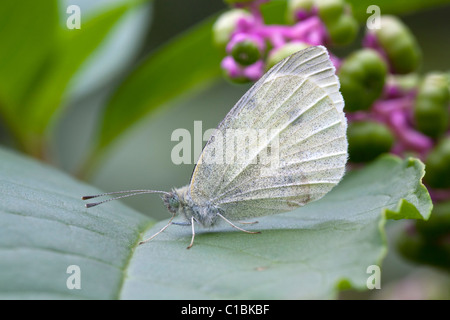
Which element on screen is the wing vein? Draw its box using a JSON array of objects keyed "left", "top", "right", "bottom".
[{"left": 215, "top": 92, "right": 328, "bottom": 197}]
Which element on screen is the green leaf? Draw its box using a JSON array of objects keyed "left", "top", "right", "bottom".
[
  {"left": 0, "top": 147, "right": 152, "bottom": 299},
  {"left": 121, "top": 155, "right": 431, "bottom": 299},
  {"left": 85, "top": 16, "right": 222, "bottom": 174},
  {"left": 0, "top": 0, "right": 58, "bottom": 128},
  {"left": 23, "top": 2, "right": 144, "bottom": 142},
  {"left": 0, "top": 147, "right": 432, "bottom": 299}
]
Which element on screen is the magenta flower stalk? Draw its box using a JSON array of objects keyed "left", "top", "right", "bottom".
[{"left": 243, "top": 60, "right": 265, "bottom": 80}]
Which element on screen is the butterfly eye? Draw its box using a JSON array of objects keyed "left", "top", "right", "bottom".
[{"left": 169, "top": 197, "right": 179, "bottom": 208}]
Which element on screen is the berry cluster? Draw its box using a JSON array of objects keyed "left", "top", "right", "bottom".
[
  {"left": 213, "top": 0, "right": 450, "bottom": 199},
  {"left": 214, "top": 0, "right": 357, "bottom": 81}
]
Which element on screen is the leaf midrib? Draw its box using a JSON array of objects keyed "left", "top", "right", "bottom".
[{"left": 116, "top": 219, "right": 155, "bottom": 300}]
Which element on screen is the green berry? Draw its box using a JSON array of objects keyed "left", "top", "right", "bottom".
[
  {"left": 414, "top": 73, "right": 450, "bottom": 138},
  {"left": 397, "top": 201, "right": 450, "bottom": 271},
  {"left": 213, "top": 9, "right": 251, "bottom": 51},
  {"left": 316, "top": 0, "right": 344, "bottom": 24},
  {"left": 231, "top": 40, "right": 261, "bottom": 66},
  {"left": 348, "top": 121, "right": 395, "bottom": 163},
  {"left": 339, "top": 49, "right": 388, "bottom": 112},
  {"left": 326, "top": 14, "right": 358, "bottom": 46},
  {"left": 315, "top": 0, "right": 358, "bottom": 45},
  {"left": 424, "top": 138, "right": 450, "bottom": 189},
  {"left": 416, "top": 201, "right": 450, "bottom": 241},
  {"left": 373, "top": 15, "right": 421, "bottom": 74}
]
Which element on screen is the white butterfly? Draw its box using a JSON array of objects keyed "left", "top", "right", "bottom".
[{"left": 83, "top": 45, "right": 348, "bottom": 249}]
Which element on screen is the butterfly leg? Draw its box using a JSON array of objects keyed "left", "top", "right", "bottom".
[
  {"left": 172, "top": 221, "right": 192, "bottom": 226},
  {"left": 237, "top": 220, "right": 259, "bottom": 225},
  {"left": 139, "top": 212, "right": 175, "bottom": 245},
  {"left": 186, "top": 217, "right": 196, "bottom": 249},
  {"left": 216, "top": 212, "right": 260, "bottom": 234}
]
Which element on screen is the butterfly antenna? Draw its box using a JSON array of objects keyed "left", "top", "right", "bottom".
[{"left": 82, "top": 190, "right": 169, "bottom": 208}]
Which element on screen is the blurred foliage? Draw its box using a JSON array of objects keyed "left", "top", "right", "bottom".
[{"left": 338, "top": 49, "right": 387, "bottom": 112}]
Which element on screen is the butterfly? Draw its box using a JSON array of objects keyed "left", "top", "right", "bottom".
[{"left": 83, "top": 45, "right": 348, "bottom": 249}]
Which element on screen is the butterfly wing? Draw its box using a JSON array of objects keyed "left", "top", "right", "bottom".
[{"left": 189, "top": 45, "right": 348, "bottom": 220}]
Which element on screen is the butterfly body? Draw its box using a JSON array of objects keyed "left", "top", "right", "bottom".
[{"left": 163, "top": 186, "right": 221, "bottom": 228}]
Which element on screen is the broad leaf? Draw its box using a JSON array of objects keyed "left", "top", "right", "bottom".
[
  {"left": 0, "top": 147, "right": 151, "bottom": 299},
  {"left": 0, "top": 147, "right": 431, "bottom": 299},
  {"left": 121, "top": 155, "right": 432, "bottom": 299}
]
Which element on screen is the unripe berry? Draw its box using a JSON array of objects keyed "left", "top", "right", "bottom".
[
  {"left": 372, "top": 15, "right": 421, "bottom": 74},
  {"left": 213, "top": 9, "right": 252, "bottom": 51},
  {"left": 326, "top": 14, "right": 358, "bottom": 46},
  {"left": 317, "top": 0, "right": 344, "bottom": 24},
  {"left": 338, "top": 49, "right": 388, "bottom": 112},
  {"left": 231, "top": 39, "right": 262, "bottom": 66},
  {"left": 317, "top": 0, "right": 358, "bottom": 45},
  {"left": 414, "top": 73, "right": 450, "bottom": 138},
  {"left": 424, "top": 138, "right": 450, "bottom": 189},
  {"left": 348, "top": 121, "right": 395, "bottom": 163}
]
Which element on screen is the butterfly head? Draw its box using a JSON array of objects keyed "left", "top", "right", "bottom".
[{"left": 162, "top": 192, "right": 180, "bottom": 214}]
